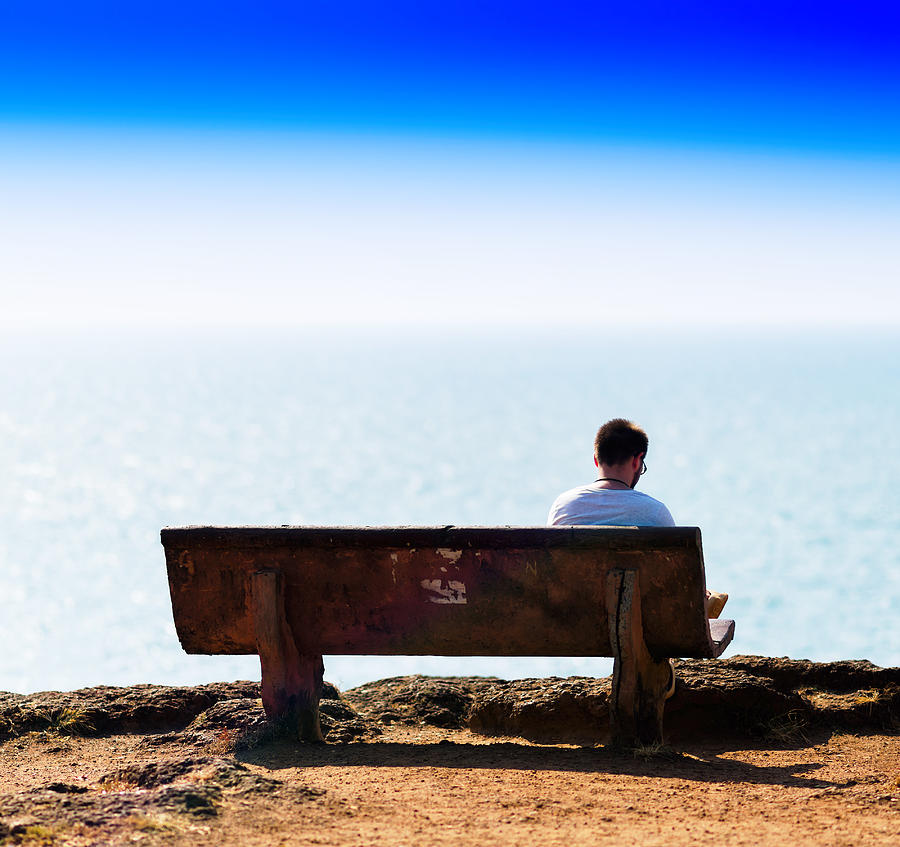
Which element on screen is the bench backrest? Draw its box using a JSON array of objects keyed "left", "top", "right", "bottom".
[{"left": 162, "top": 526, "right": 727, "bottom": 660}]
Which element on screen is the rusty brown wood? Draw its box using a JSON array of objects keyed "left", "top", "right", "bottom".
[
  {"left": 162, "top": 525, "right": 736, "bottom": 746},
  {"left": 251, "top": 570, "right": 324, "bottom": 742},
  {"left": 162, "top": 526, "right": 732, "bottom": 660},
  {"left": 606, "top": 568, "right": 671, "bottom": 746},
  {"left": 708, "top": 619, "right": 735, "bottom": 657}
]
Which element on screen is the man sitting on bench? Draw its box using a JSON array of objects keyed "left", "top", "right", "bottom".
[{"left": 547, "top": 418, "right": 728, "bottom": 619}]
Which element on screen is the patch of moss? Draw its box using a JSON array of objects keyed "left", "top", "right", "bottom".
[
  {"left": 123, "top": 814, "right": 171, "bottom": 833},
  {"left": 1, "top": 824, "right": 61, "bottom": 845}
]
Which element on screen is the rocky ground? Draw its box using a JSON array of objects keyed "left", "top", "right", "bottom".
[{"left": 0, "top": 656, "right": 897, "bottom": 846}]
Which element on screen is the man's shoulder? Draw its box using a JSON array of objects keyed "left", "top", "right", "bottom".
[
  {"left": 551, "top": 483, "right": 597, "bottom": 503},
  {"left": 556, "top": 486, "right": 667, "bottom": 504},
  {"left": 549, "top": 483, "right": 607, "bottom": 514},
  {"left": 627, "top": 489, "right": 668, "bottom": 506},
  {"left": 551, "top": 485, "right": 667, "bottom": 507},
  {"left": 627, "top": 490, "right": 676, "bottom": 525},
  {"left": 547, "top": 484, "right": 597, "bottom": 525},
  {"left": 548, "top": 484, "right": 676, "bottom": 528}
]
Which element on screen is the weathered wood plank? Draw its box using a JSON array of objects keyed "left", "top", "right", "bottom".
[
  {"left": 606, "top": 569, "right": 671, "bottom": 746},
  {"left": 251, "top": 570, "right": 324, "bottom": 742},
  {"left": 162, "top": 526, "right": 722, "bottom": 660},
  {"left": 709, "top": 618, "right": 736, "bottom": 657},
  {"left": 163, "top": 525, "right": 701, "bottom": 550}
]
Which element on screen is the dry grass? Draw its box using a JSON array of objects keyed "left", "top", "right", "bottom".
[
  {"left": 207, "top": 728, "right": 238, "bottom": 755},
  {"left": 16, "top": 708, "right": 96, "bottom": 740},
  {"left": 94, "top": 775, "right": 140, "bottom": 793},
  {"left": 630, "top": 741, "right": 679, "bottom": 760},
  {"left": 850, "top": 688, "right": 892, "bottom": 721},
  {"left": 48, "top": 708, "right": 94, "bottom": 737},
  {"left": 763, "top": 710, "right": 810, "bottom": 745},
  {"left": 851, "top": 689, "right": 881, "bottom": 705},
  {"left": 0, "top": 707, "right": 27, "bottom": 741}
]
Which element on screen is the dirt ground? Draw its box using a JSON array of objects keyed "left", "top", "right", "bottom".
[{"left": 1, "top": 724, "right": 897, "bottom": 846}]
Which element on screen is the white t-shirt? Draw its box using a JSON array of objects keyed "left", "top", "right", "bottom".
[{"left": 547, "top": 483, "right": 675, "bottom": 527}]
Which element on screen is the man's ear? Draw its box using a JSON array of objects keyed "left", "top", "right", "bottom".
[{"left": 593, "top": 455, "right": 599, "bottom": 468}]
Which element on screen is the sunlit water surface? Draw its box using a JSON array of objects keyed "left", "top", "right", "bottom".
[{"left": 1, "top": 327, "right": 897, "bottom": 693}]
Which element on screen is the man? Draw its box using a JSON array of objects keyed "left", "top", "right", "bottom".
[
  {"left": 547, "top": 418, "right": 673, "bottom": 528},
  {"left": 548, "top": 418, "right": 727, "bottom": 618}
]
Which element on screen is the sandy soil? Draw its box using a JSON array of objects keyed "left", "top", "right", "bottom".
[{"left": 2, "top": 724, "right": 897, "bottom": 846}]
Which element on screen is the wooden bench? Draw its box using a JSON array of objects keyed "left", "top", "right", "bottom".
[{"left": 161, "top": 525, "right": 734, "bottom": 746}]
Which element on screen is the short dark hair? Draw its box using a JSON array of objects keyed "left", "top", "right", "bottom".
[{"left": 594, "top": 418, "right": 648, "bottom": 466}]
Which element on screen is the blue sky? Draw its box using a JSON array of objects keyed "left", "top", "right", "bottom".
[
  {"left": 2, "top": 1, "right": 899, "bottom": 326},
  {"left": 3, "top": 0, "right": 899, "bottom": 150}
]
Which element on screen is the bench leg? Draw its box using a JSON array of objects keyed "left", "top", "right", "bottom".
[
  {"left": 606, "top": 568, "right": 671, "bottom": 747},
  {"left": 251, "top": 570, "right": 324, "bottom": 742}
]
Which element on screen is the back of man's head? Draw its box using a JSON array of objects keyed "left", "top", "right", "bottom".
[{"left": 594, "top": 418, "right": 649, "bottom": 466}]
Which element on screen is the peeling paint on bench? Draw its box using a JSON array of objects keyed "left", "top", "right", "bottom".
[{"left": 420, "top": 578, "right": 468, "bottom": 604}]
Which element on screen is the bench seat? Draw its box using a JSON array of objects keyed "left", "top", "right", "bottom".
[{"left": 162, "top": 525, "right": 734, "bottom": 745}]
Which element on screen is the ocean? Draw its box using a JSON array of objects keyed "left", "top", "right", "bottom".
[{"left": 1, "top": 326, "right": 897, "bottom": 693}]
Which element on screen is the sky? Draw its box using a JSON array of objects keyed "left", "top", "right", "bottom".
[{"left": 2, "top": 0, "right": 899, "bottom": 328}]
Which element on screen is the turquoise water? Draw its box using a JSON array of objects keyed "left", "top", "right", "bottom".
[{"left": 1, "top": 327, "right": 897, "bottom": 693}]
